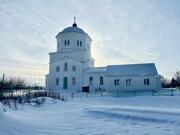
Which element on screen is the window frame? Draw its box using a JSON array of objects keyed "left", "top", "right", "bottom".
[
  {"left": 72, "top": 65, "right": 76, "bottom": 71},
  {"left": 72, "top": 77, "right": 76, "bottom": 85},
  {"left": 126, "top": 79, "right": 131, "bottom": 86},
  {"left": 114, "top": 79, "right": 120, "bottom": 86},
  {"left": 80, "top": 41, "right": 82, "bottom": 47},
  {"left": 77, "top": 40, "right": 79, "bottom": 46},
  {"left": 56, "top": 77, "right": 59, "bottom": 86},
  {"left": 144, "top": 78, "right": 150, "bottom": 86},
  {"left": 100, "top": 76, "right": 103, "bottom": 85},
  {"left": 64, "top": 62, "right": 68, "bottom": 71},
  {"left": 89, "top": 76, "right": 93, "bottom": 85},
  {"left": 114, "top": 80, "right": 116, "bottom": 85},
  {"left": 56, "top": 66, "right": 60, "bottom": 72}
]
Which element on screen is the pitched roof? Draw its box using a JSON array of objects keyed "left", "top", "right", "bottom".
[
  {"left": 86, "top": 67, "right": 106, "bottom": 73},
  {"left": 106, "top": 63, "right": 158, "bottom": 76}
]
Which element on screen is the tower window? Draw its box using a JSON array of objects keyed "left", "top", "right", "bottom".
[
  {"left": 100, "top": 76, "right": 103, "bottom": 85},
  {"left": 64, "top": 62, "right": 68, "bottom": 71},
  {"left": 64, "top": 40, "right": 66, "bottom": 46},
  {"left": 56, "top": 66, "right": 60, "bottom": 72},
  {"left": 80, "top": 41, "right": 82, "bottom": 47},
  {"left": 72, "top": 77, "right": 76, "bottom": 85},
  {"left": 77, "top": 40, "right": 79, "bottom": 46},
  {"left": 67, "top": 40, "right": 70, "bottom": 45},
  {"left": 56, "top": 78, "right": 59, "bottom": 86},
  {"left": 89, "top": 77, "right": 93, "bottom": 85}
]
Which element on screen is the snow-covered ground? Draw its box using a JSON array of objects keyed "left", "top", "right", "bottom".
[{"left": 1, "top": 95, "right": 180, "bottom": 135}]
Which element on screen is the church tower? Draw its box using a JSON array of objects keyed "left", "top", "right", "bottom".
[{"left": 46, "top": 18, "right": 94, "bottom": 91}]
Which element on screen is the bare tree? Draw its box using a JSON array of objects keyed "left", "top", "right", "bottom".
[
  {"left": 160, "top": 75, "right": 170, "bottom": 88},
  {"left": 0, "top": 76, "right": 26, "bottom": 90},
  {"left": 174, "top": 71, "right": 180, "bottom": 86},
  {"left": 171, "top": 78, "right": 177, "bottom": 88}
]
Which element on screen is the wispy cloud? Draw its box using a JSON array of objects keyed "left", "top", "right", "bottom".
[{"left": 0, "top": 0, "right": 180, "bottom": 84}]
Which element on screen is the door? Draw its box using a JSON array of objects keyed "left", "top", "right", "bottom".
[{"left": 63, "top": 77, "right": 68, "bottom": 89}]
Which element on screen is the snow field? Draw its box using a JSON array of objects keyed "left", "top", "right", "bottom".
[{"left": 1, "top": 96, "right": 180, "bottom": 135}]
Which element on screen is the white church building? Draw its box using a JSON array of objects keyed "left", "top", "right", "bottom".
[{"left": 45, "top": 21, "right": 161, "bottom": 92}]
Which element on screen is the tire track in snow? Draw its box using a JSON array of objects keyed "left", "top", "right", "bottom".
[{"left": 85, "top": 106, "right": 180, "bottom": 125}]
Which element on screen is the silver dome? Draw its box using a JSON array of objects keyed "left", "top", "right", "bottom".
[{"left": 61, "top": 26, "right": 85, "bottom": 34}]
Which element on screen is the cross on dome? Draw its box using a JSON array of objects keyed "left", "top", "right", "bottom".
[
  {"left": 74, "top": 17, "right": 76, "bottom": 23},
  {"left": 72, "top": 16, "right": 77, "bottom": 27}
]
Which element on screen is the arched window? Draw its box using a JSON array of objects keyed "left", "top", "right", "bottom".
[
  {"left": 72, "top": 77, "right": 76, "bottom": 85},
  {"left": 56, "top": 66, "right": 60, "bottom": 72},
  {"left": 72, "top": 65, "right": 76, "bottom": 71},
  {"left": 64, "top": 62, "right": 68, "bottom": 71},
  {"left": 56, "top": 78, "right": 59, "bottom": 86},
  {"left": 64, "top": 40, "right": 66, "bottom": 45},
  {"left": 100, "top": 76, "right": 103, "bottom": 85},
  {"left": 67, "top": 40, "right": 70, "bottom": 45},
  {"left": 89, "top": 77, "right": 93, "bottom": 85}
]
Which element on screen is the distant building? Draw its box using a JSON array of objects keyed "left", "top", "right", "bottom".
[{"left": 45, "top": 20, "right": 161, "bottom": 92}]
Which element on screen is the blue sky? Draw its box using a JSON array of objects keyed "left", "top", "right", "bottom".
[{"left": 0, "top": 0, "right": 180, "bottom": 85}]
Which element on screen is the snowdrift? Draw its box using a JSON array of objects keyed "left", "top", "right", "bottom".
[{"left": 1, "top": 96, "right": 180, "bottom": 135}]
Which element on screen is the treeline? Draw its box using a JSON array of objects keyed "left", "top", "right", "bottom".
[
  {"left": 161, "top": 71, "right": 180, "bottom": 88},
  {"left": 0, "top": 76, "right": 43, "bottom": 90}
]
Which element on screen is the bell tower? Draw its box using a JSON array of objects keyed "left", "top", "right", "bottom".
[
  {"left": 46, "top": 19, "right": 95, "bottom": 92},
  {"left": 55, "top": 18, "right": 94, "bottom": 68}
]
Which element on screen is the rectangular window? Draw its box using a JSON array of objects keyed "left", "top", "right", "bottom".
[
  {"left": 67, "top": 40, "right": 70, "bottom": 45},
  {"left": 56, "top": 78, "right": 59, "bottom": 86},
  {"left": 114, "top": 80, "right": 116, "bottom": 85},
  {"left": 64, "top": 40, "right": 66, "bottom": 45},
  {"left": 126, "top": 79, "right": 131, "bottom": 86},
  {"left": 117, "top": 79, "right": 119, "bottom": 85},
  {"left": 64, "top": 63, "right": 68, "bottom": 71},
  {"left": 144, "top": 79, "right": 150, "bottom": 86},
  {"left": 114, "top": 79, "right": 120, "bottom": 86},
  {"left": 100, "top": 77, "right": 103, "bottom": 85},
  {"left": 72, "top": 77, "right": 76, "bottom": 85},
  {"left": 147, "top": 79, "right": 150, "bottom": 85}
]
